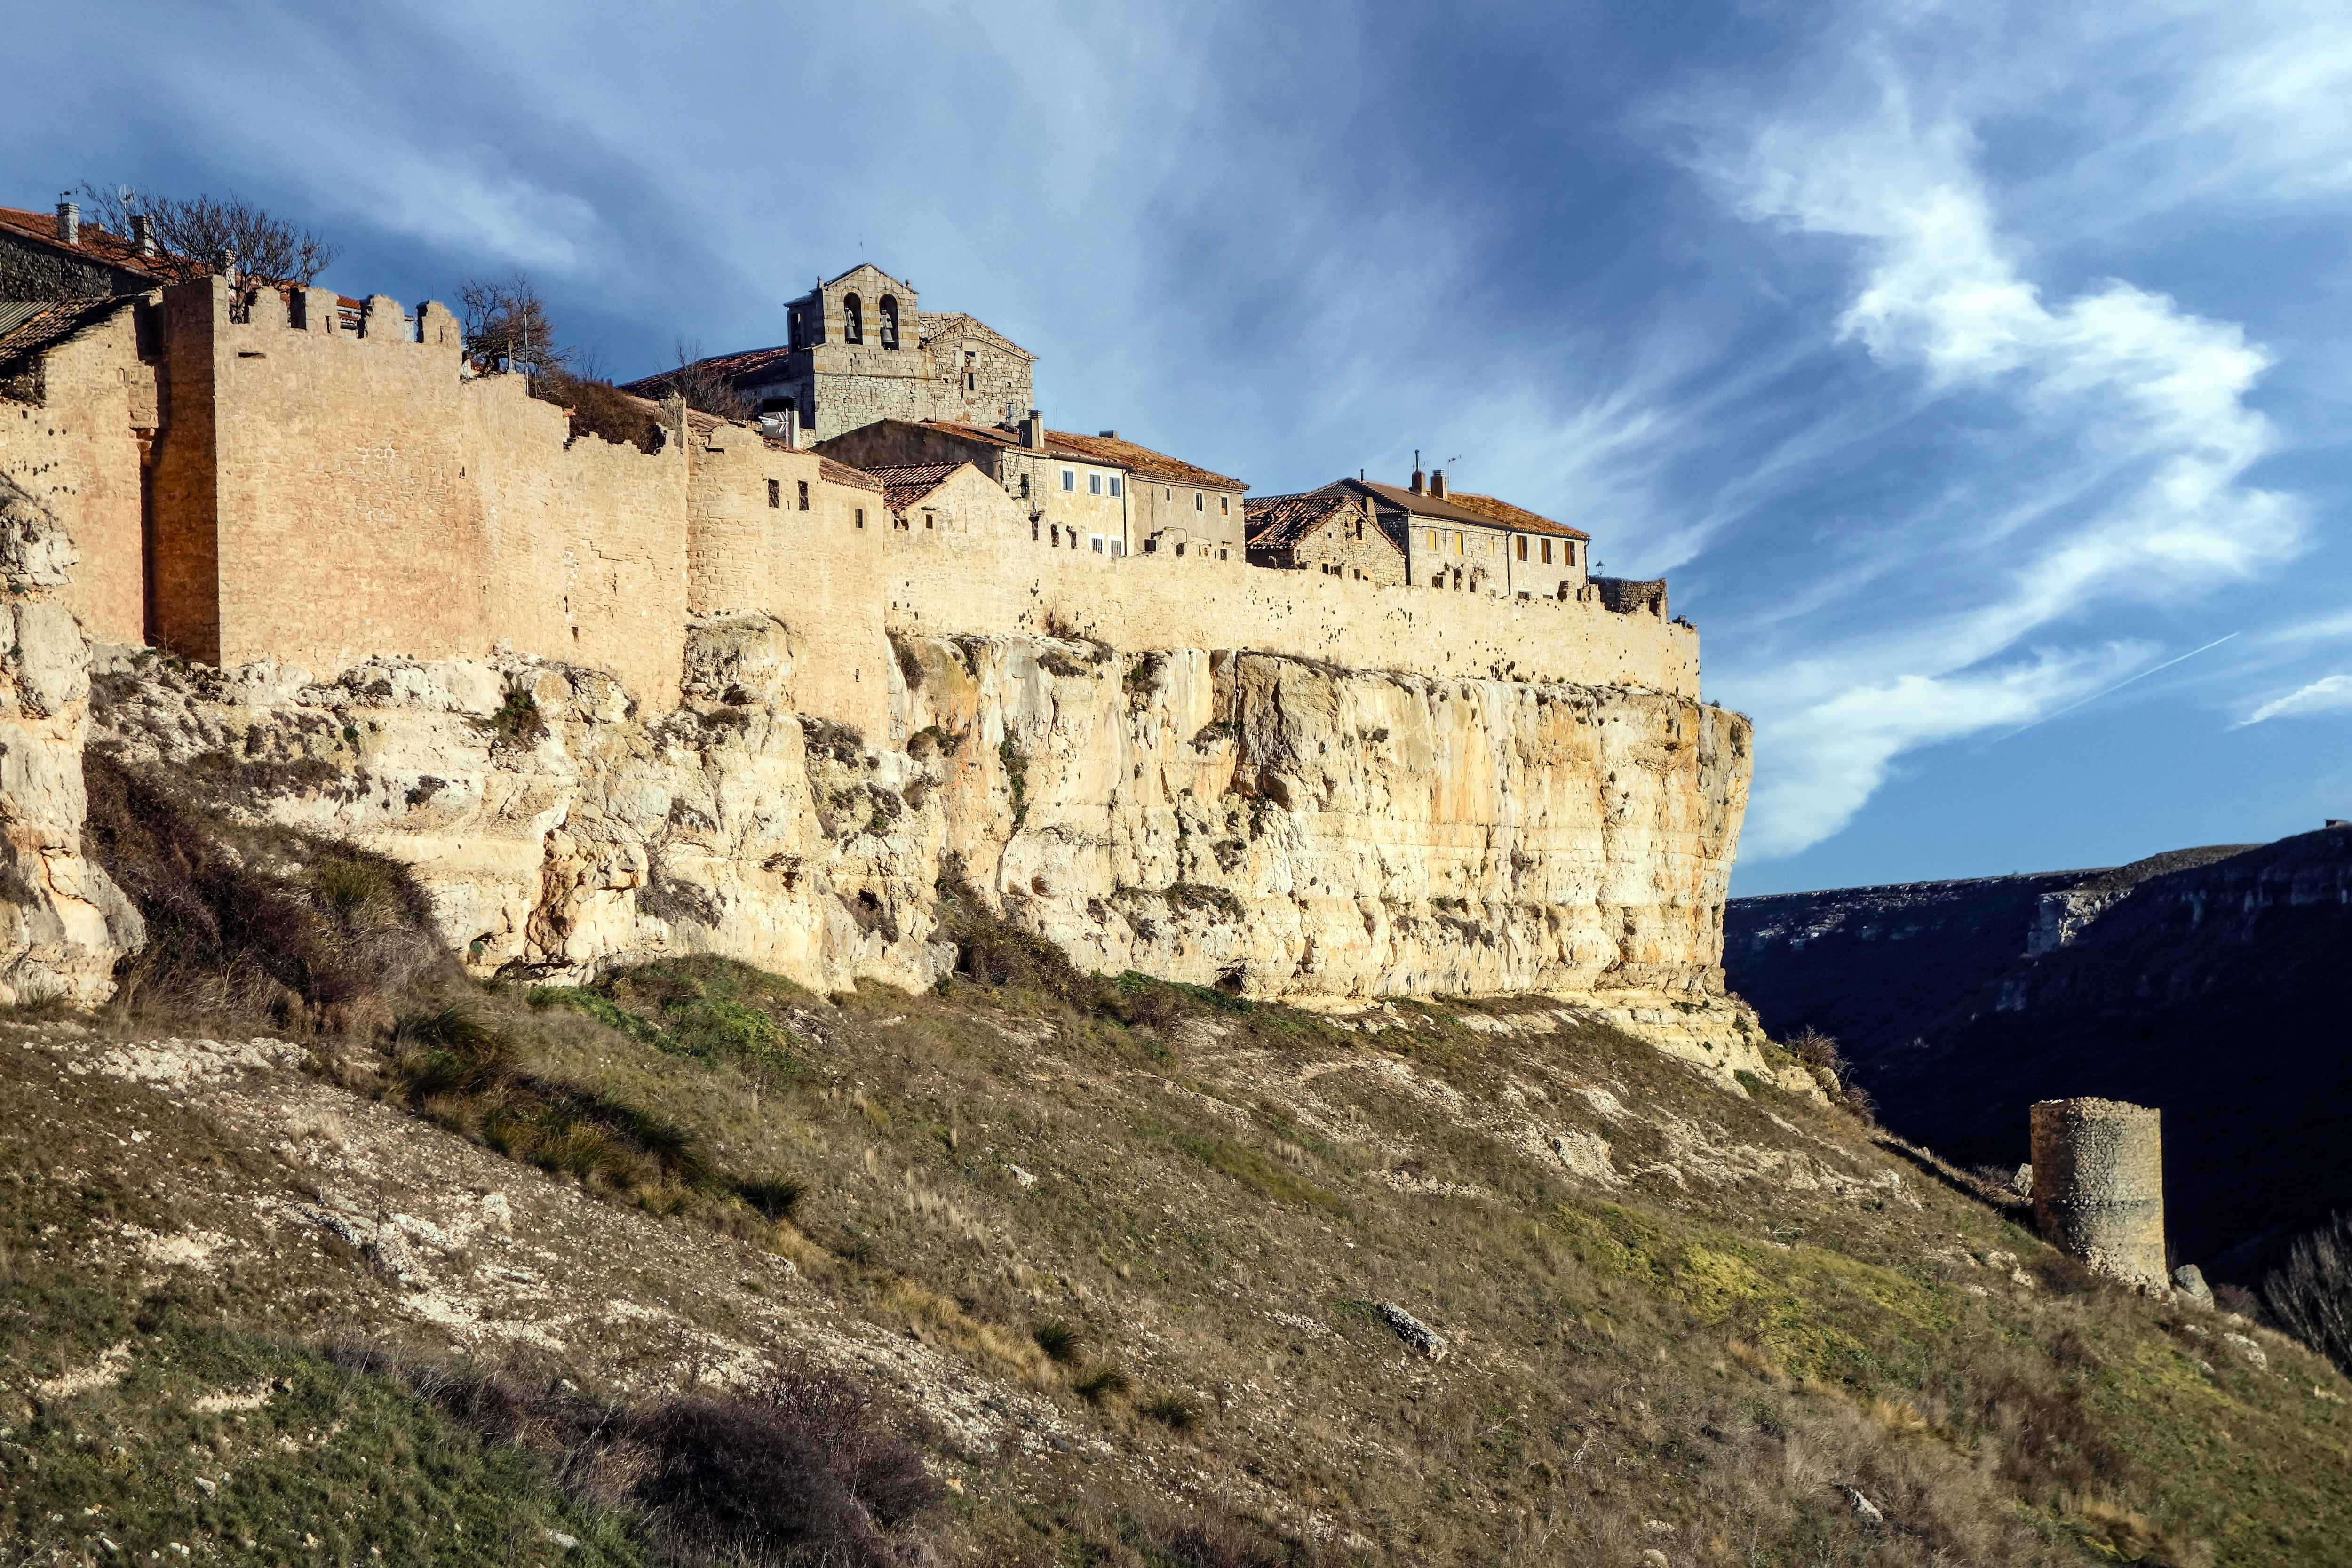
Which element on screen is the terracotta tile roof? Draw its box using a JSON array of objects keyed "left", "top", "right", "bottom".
[
  {"left": 621, "top": 343, "right": 796, "bottom": 399},
  {"left": 818, "top": 456, "right": 884, "bottom": 493},
  {"left": 1334, "top": 478, "right": 1588, "bottom": 540},
  {"left": 0, "top": 295, "right": 137, "bottom": 381},
  {"left": 0, "top": 206, "right": 172, "bottom": 284},
  {"left": 1243, "top": 491, "right": 1396, "bottom": 556},
  {"left": 866, "top": 462, "right": 963, "bottom": 512},
  {"left": 1440, "top": 489, "right": 1586, "bottom": 539},
  {"left": 915, "top": 420, "right": 1246, "bottom": 492}
]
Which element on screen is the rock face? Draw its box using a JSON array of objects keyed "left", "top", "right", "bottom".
[
  {"left": 87, "top": 621, "right": 1750, "bottom": 1028},
  {"left": 1724, "top": 831, "right": 2352, "bottom": 1277},
  {"left": 0, "top": 473, "right": 140, "bottom": 1004}
]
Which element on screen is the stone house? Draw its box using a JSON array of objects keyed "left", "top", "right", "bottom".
[
  {"left": 627, "top": 264, "right": 1037, "bottom": 444},
  {"left": 1253, "top": 469, "right": 1592, "bottom": 598},
  {"left": 1243, "top": 489, "right": 1406, "bottom": 583},
  {"left": 0, "top": 202, "right": 171, "bottom": 302},
  {"left": 816, "top": 418, "right": 1247, "bottom": 565}
]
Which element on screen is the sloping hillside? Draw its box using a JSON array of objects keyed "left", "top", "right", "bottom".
[
  {"left": 1725, "top": 830, "right": 2352, "bottom": 1279},
  {"left": 7, "top": 836, "right": 2352, "bottom": 1564}
]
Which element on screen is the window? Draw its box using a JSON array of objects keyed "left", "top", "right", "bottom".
[
  {"left": 1110, "top": 538, "right": 1125, "bottom": 557},
  {"left": 855, "top": 508, "right": 866, "bottom": 529},
  {"left": 767, "top": 478, "right": 780, "bottom": 509},
  {"left": 1219, "top": 548, "right": 1228, "bottom": 561},
  {"left": 1221, "top": 496, "right": 1229, "bottom": 515},
  {"left": 1089, "top": 473, "right": 1102, "bottom": 495},
  {"left": 1516, "top": 536, "right": 1527, "bottom": 562},
  {"left": 1451, "top": 531, "right": 1463, "bottom": 554},
  {"left": 1061, "top": 468, "right": 1076, "bottom": 491},
  {"left": 1090, "top": 535, "right": 1104, "bottom": 553},
  {"left": 1423, "top": 528, "right": 1438, "bottom": 551},
  {"left": 878, "top": 295, "right": 899, "bottom": 349},
  {"left": 1108, "top": 476, "right": 1122, "bottom": 498},
  {"left": 1032, "top": 520, "right": 1040, "bottom": 541},
  {"left": 797, "top": 480, "right": 810, "bottom": 511},
  {"left": 964, "top": 371, "right": 976, "bottom": 390},
  {"left": 1194, "top": 491, "right": 1204, "bottom": 512},
  {"left": 842, "top": 294, "right": 863, "bottom": 344},
  {"left": 1541, "top": 539, "right": 1552, "bottom": 565},
  {"left": 1051, "top": 524, "right": 1061, "bottom": 546},
  {"left": 922, "top": 510, "right": 935, "bottom": 530},
  {"left": 1165, "top": 486, "right": 1172, "bottom": 500},
  {"left": 1019, "top": 474, "right": 1031, "bottom": 498},
  {"left": 1175, "top": 542, "right": 1185, "bottom": 556}
]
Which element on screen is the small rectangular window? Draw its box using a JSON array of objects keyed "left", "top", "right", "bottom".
[
  {"left": 1451, "top": 531, "right": 1463, "bottom": 554},
  {"left": 1090, "top": 535, "right": 1104, "bottom": 553},
  {"left": 1089, "top": 473, "right": 1102, "bottom": 495},
  {"left": 1061, "top": 469, "right": 1075, "bottom": 491},
  {"left": 964, "top": 371, "right": 976, "bottom": 390},
  {"left": 1110, "top": 539, "right": 1125, "bottom": 557},
  {"left": 1020, "top": 473, "right": 1032, "bottom": 498},
  {"left": 1424, "top": 528, "right": 1437, "bottom": 551},
  {"left": 1541, "top": 539, "right": 1552, "bottom": 565},
  {"left": 797, "top": 480, "right": 810, "bottom": 511},
  {"left": 1194, "top": 491, "right": 1203, "bottom": 512},
  {"left": 1032, "top": 520, "right": 1041, "bottom": 541},
  {"left": 767, "top": 479, "right": 780, "bottom": 509},
  {"left": 1221, "top": 495, "right": 1229, "bottom": 514},
  {"left": 923, "top": 510, "right": 935, "bottom": 530},
  {"left": 1108, "top": 476, "right": 1121, "bottom": 497},
  {"left": 1516, "top": 536, "right": 1527, "bottom": 561},
  {"left": 856, "top": 508, "right": 866, "bottom": 529}
]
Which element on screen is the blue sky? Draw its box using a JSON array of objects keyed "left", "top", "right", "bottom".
[{"left": 16, "top": 0, "right": 2352, "bottom": 893}]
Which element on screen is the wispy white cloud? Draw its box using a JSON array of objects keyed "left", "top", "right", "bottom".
[
  {"left": 1670, "top": 6, "right": 2311, "bottom": 858},
  {"left": 2237, "top": 673, "right": 2352, "bottom": 725}
]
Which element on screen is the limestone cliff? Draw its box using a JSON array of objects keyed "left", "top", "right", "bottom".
[
  {"left": 0, "top": 473, "right": 140, "bottom": 1003},
  {"left": 86, "top": 617, "right": 1762, "bottom": 1073}
]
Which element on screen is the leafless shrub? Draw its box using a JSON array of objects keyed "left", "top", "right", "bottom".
[
  {"left": 2265, "top": 1211, "right": 2352, "bottom": 1375},
  {"left": 78, "top": 182, "right": 337, "bottom": 286},
  {"left": 665, "top": 339, "right": 753, "bottom": 421}
]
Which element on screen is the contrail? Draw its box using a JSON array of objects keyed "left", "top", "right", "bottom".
[{"left": 1973, "top": 631, "right": 2241, "bottom": 752}]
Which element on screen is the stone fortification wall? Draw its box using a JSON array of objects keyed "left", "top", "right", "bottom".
[
  {"left": 880, "top": 522, "right": 1700, "bottom": 696},
  {"left": 147, "top": 277, "right": 690, "bottom": 705},
  {"left": 2030, "top": 1097, "right": 2167, "bottom": 1288},
  {"left": 0, "top": 300, "right": 154, "bottom": 645},
  {"left": 684, "top": 425, "right": 893, "bottom": 739}
]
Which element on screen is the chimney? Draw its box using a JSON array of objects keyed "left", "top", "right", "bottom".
[
  {"left": 215, "top": 247, "right": 238, "bottom": 285},
  {"left": 1098, "top": 430, "right": 1118, "bottom": 439},
  {"left": 1410, "top": 449, "right": 1424, "bottom": 494},
  {"left": 1021, "top": 408, "right": 1046, "bottom": 450},
  {"left": 1429, "top": 469, "right": 1447, "bottom": 499},
  {"left": 130, "top": 214, "right": 155, "bottom": 257},
  {"left": 55, "top": 198, "right": 79, "bottom": 246}
]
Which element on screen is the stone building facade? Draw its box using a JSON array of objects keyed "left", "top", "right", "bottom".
[
  {"left": 1244, "top": 490, "right": 1406, "bottom": 583},
  {"left": 0, "top": 203, "right": 169, "bottom": 303},
  {"left": 815, "top": 417, "right": 1248, "bottom": 567},
  {"left": 628, "top": 264, "right": 1038, "bottom": 443}
]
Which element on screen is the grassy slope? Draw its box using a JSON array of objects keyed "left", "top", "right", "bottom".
[
  {"left": 10, "top": 787, "right": 2352, "bottom": 1565},
  {"left": 503, "top": 959, "right": 2352, "bottom": 1567}
]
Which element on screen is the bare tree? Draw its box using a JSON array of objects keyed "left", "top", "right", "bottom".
[
  {"left": 76, "top": 183, "right": 337, "bottom": 287},
  {"left": 455, "top": 274, "right": 571, "bottom": 379},
  {"left": 2266, "top": 1212, "right": 2352, "bottom": 1375},
  {"left": 665, "top": 339, "right": 752, "bottom": 421}
]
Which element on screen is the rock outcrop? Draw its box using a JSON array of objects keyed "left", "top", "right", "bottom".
[
  {"left": 87, "top": 618, "right": 1752, "bottom": 1041},
  {"left": 0, "top": 473, "right": 140, "bottom": 1003}
]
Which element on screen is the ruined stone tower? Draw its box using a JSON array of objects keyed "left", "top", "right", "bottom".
[{"left": 2029, "top": 1098, "right": 2166, "bottom": 1288}]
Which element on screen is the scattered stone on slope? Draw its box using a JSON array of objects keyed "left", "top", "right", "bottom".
[
  {"left": 1377, "top": 1303, "right": 1448, "bottom": 1361},
  {"left": 2172, "top": 1263, "right": 2216, "bottom": 1310}
]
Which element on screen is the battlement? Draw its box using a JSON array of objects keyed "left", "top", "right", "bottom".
[{"left": 0, "top": 263, "right": 1708, "bottom": 740}]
